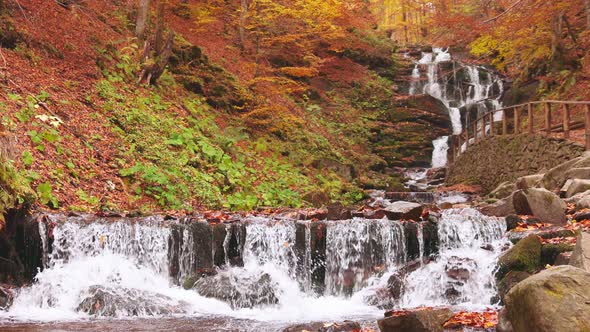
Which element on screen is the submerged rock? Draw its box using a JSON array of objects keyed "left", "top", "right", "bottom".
[
  {"left": 0, "top": 286, "right": 13, "bottom": 311},
  {"left": 77, "top": 286, "right": 187, "bottom": 317},
  {"left": 380, "top": 201, "right": 423, "bottom": 221},
  {"left": 503, "top": 266, "right": 590, "bottom": 332},
  {"left": 191, "top": 271, "right": 279, "bottom": 309},
  {"left": 378, "top": 307, "right": 453, "bottom": 332}
]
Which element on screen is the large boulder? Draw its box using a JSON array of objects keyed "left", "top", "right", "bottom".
[
  {"left": 565, "top": 167, "right": 590, "bottom": 181},
  {"left": 77, "top": 286, "right": 187, "bottom": 317},
  {"left": 515, "top": 174, "right": 543, "bottom": 190},
  {"left": 479, "top": 194, "right": 516, "bottom": 217},
  {"left": 380, "top": 201, "right": 423, "bottom": 221},
  {"left": 503, "top": 266, "right": 590, "bottom": 332},
  {"left": 566, "top": 179, "right": 590, "bottom": 198},
  {"left": 0, "top": 286, "right": 13, "bottom": 311},
  {"left": 570, "top": 232, "right": 590, "bottom": 272},
  {"left": 497, "top": 271, "right": 531, "bottom": 302},
  {"left": 191, "top": 271, "right": 279, "bottom": 309},
  {"left": 512, "top": 189, "right": 567, "bottom": 224},
  {"left": 542, "top": 157, "right": 583, "bottom": 191},
  {"left": 541, "top": 243, "right": 575, "bottom": 265},
  {"left": 496, "top": 234, "right": 542, "bottom": 280},
  {"left": 378, "top": 307, "right": 453, "bottom": 332},
  {"left": 489, "top": 181, "right": 517, "bottom": 200}
]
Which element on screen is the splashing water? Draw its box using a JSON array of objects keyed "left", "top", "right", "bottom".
[{"left": 432, "top": 136, "right": 449, "bottom": 168}]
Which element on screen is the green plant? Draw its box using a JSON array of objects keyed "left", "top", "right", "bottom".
[{"left": 36, "top": 182, "right": 58, "bottom": 208}]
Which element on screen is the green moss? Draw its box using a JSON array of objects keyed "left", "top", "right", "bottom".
[
  {"left": 497, "top": 234, "right": 542, "bottom": 280},
  {"left": 541, "top": 243, "right": 575, "bottom": 266}
]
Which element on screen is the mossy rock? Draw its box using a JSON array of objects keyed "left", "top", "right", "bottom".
[
  {"left": 541, "top": 243, "right": 575, "bottom": 266},
  {"left": 497, "top": 234, "right": 542, "bottom": 280}
]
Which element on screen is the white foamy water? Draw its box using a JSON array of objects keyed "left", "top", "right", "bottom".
[
  {"left": 1, "top": 208, "right": 507, "bottom": 327},
  {"left": 432, "top": 136, "right": 449, "bottom": 168}
]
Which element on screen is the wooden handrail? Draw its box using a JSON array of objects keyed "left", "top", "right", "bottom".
[{"left": 451, "top": 100, "right": 590, "bottom": 163}]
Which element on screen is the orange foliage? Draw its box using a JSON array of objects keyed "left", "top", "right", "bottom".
[{"left": 443, "top": 310, "right": 498, "bottom": 329}]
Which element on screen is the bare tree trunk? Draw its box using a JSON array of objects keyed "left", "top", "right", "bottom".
[
  {"left": 135, "top": 0, "right": 151, "bottom": 40},
  {"left": 551, "top": 12, "right": 565, "bottom": 68},
  {"left": 239, "top": 0, "right": 248, "bottom": 49},
  {"left": 586, "top": 0, "right": 590, "bottom": 29}
]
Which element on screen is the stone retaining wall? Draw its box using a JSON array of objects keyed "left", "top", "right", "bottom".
[{"left": 447, "top": 134, "right": 585, "bottom": 193}]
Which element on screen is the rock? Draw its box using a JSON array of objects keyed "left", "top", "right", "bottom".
[
  {"left": 559, "top": 179, "right": 574, "bottom": 198},
  {"left": 573, "top": 210, "right": 590, "bottom": 221},
  {"left": 515, "top": 174, "right": 543, "bottom": 190},
  {"left": 570, "top": 232, "right": 590, "bottom": 272},
  {"left": 497, "top": 271, "right": 531, "bottom": 302},
  {"left": 77, "top": 286, "right": 187, "bottom": 316},
  {"left": 512, "top": 189, "right": 567, "bottom": 225},
  {"left": 554, "top": 251, "right": 572, "bottom": 265},
  {"left": 380, "top": 201, "right": 423, "bottom": 221},
  {"left": 566, "top": 179, "right": 590, "bottom": 198},
  {"left": 489, "top": 181, "right": 516, "bottom": 199},
  {"left": 445, "top": 256, "right": 477, "bottom": 281},
  {"left": 576, "top": 195, "right": 590, "bottom": 210},
  {"left": 496, "top": 308, "right": 514, "bottom": 332},
  {"left": 565, "top": 189, "right": 590, "bottom": 205},
  {"left": 0, "top": 286, "right": 13, "bottom": 310},
  {"left": 327, "top": 202, "right": 352, "bottom": 220},
  {"left": 479, "top": 195, "right": 516, "bottom": 217},
  {"left": 505, "top": 215, "right": 522, "bottom": 232},
  {"left": 542, "top": 157, "right": 583, "bottom": 191},
  {"left": 422, "top": 220, "right": 439, "bottom": 258},
  {"left": 496, "top": 234, "right": 542, "bottom": 280},
  {"left": 191, "top": 271, "right": 279, "bottom": 309},
  {"left": 504, "top": 266, "right": 590, "bottom": 332},
  {"left": 541, "top": 243, "right": 575, "bottom": 265},
  {"left": 565, "top": 167, "right": 590, "bottom": 181},
  {"left": 283, "top": 321, "right": 361, "bottom": 332},
  {"left": 507, "top": 227, "right": 577, "bottom": 244},
  {"left": 379, "top": 307, "right": 453, "bottom": 332},
  {"left": 364, "top": 273, "right": 405, "bottom": 309}
]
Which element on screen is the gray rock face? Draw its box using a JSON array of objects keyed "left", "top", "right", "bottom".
[
  {"left": 479, "top": 194, "right": 516, "bottom": 217},
  {"left": 565, "top": 167, "right": 590, "bottom": 181},
  {"left": 490, "top": 181, "right": 517, "bottom": 199},
  {"left": 378, "top": 308, "right": 453, "bottom": 332},
  {"left": 381, "top": 201, "right": 423, "bottom": 221},
  {"left": 515, "top": 174, "right": 544, "bottom": 190},
  {"left": 513, "top": 189, "right": 567, "bottom": 224},
  {"left": 191, "top": 271, "right": 279, "bottom": 309},
  {"left": 570, "top": 232, "right": 590, "bottom": 273},
  {"left": 504, "top": 265, "right": 590, "bottom": 332},
  {"left": 566, "top": 179, "right": 590, "bottom": 198},
  {"left": 77, "top": 286, "right": 187, "bottom": 317}
]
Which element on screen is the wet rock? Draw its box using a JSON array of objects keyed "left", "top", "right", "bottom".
[
  {"left": 310, "top": 222, "right": 327, "bottom": 295},
  {"left": 283, "top": 321, "right": 361, "bottom": 332},
  {"left": 507, "top": 227, "right": 577, "bottom": 244},
  {"left": 226, "top": 223, "right": 246, "bottom": 267},
  {"left": 182, "top": 268, "right": 217, "bottom": 290},
  {"left": 299, "top": 209, "right": 328, "bottom": 220},
  {"left": 570, "top": 232, "right": 590, "bottom": 272},
  {"left": 497, "top": 271, "right": 531, "bottom": 302},
  {"left": 77, "top": 286, "right": 187, "bottom": 317},
  {"left": 0, "top": 286, "right": 13, "bottom": 310},
  {"left": 191, "top": 271, "right": 279, "bottom": 309},
  {"left": 212, "top": 223, "right": 227, "bottom": 267},
  {"left": 565, "top": 179, "right": 590, "bottom": 198},
  {"left": 515, "top": 174, "right": 543, "bottom": 190},
  {"left": 512, "top": 189, "right": 567, "bottom": 225},
  {"left": 386, "top": 273, "right": 404, "bottom": 300},
  {"left": 422, "top": 220, "right": 439, "bottom": 258},
  {"left": 445, "top": 257, "right": 476, "bottom": 281},
  {"left": 380, "top": 201, "right": 423, "bottom": 221},
  {"left": 503, "top": 266, "right": 590, "bottom": 332},
  {"left": 496, "top": 234, "right": 542, "bottom": 280},
  {"left": 327, "top": 202, "right": 352, "bottom": 221},
  {"left": 505, "top": 215, "right": 521, "bottom": 232},
  {"left": 364, "top": 209, "right": 387, "bottom": 220},
  {"left": 404, "top": 222, "right": 420, "bottom": 261},
  {"left": 379, "top": 307, "right": 453, "bottom": 332},
  {"left": 489, "top": 181, "right": 516, "bottom": 199},
  {"left": 496, "top": 308, "right": 514, "bottom": 332}
]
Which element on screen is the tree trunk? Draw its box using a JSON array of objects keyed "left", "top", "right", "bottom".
[
  {"left": 135, "top": 0, "right": 151, "bottom": 40},
  {"left": 239, "top": 0, "right": 248, "bottom": 49},
  {"left": 551, "top": 12, "right": 565, "bottom": 68},
  {"left": 586, "top": 0, "right": 590, "bottom": 29}
]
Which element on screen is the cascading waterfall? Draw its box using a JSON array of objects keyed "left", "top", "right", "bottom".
[
  {"left": 411, "top": 48, "right": 504, "bottom": 167},
  {"left": 401, "top": 209, "right": 507, "bottom": 309},
  {"left": 1, "top": 207, "right": 508, "bottom": 329}
]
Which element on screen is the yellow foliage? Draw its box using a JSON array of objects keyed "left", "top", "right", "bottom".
[{"left": 278, "top": 66, "right": 319, "bottom": 78}]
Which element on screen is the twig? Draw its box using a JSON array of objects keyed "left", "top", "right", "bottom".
[
  {"left": 483, "top": 0, "right": 525, "bottom": 23},
  {"left": 10, "top": 0, "right": 31, "bottom": 23}
]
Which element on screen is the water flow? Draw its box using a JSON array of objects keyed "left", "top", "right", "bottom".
[
  {"left": 411, "top": 48, "right": 504, "bottom": 167},
  {"left": 401, "top": 209, "right": 507, "bottom": 309}
]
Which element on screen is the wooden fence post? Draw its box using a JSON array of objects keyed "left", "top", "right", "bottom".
[
  {"left": 473, "top": 122, "right": 478, "bottom": 144},
  {"left": 563, "top": 104, "right": 570, "bottom": 139},
  {"left": 528, "top": 103, "right": 534, "bottom": 134},
  {"left": 545, "top": 103, "right": 552, "bottom": 136},
  {"left": 586, "top": 104, "right": 590, "bottom": 150},
  {"left": 489, "top": 113, "right": 494, "bottom": 137},
  {"left": 481, "top": 117, "right": 486, "bottom": 141},
  {"left": 502, "top": 110, "right": 508, "bottom": 135}
]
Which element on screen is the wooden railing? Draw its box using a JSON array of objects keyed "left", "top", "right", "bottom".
[{"left": 448, "top": 101, "right": 590, "bottom": 163}]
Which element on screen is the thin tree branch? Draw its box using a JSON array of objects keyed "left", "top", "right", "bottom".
[{"left": 483, "top": 0, "right": 524, "bottom": 23}]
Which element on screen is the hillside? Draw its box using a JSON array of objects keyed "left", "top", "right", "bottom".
[{"left": 0, "top": 0, "right": 447, "bottom": 214}]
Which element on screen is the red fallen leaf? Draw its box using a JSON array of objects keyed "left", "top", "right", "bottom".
[
  {"left": 443, "top": 310, "right": 498, "bottom": 329},
  {"left": 384, "top": 306, "right": 433, "bottom": 317},
  {"left": 539, "top": 236, "right": 577, "bottom": 245}
]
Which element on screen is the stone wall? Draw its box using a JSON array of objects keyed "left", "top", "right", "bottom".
[{"left": 447, "top": 135, "right": 585, "bottom": 193}]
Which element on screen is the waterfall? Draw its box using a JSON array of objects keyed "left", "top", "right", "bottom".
[
  {"left": 411, "top": 48, "right": 504, "bottom": 167},
  {"left": 1, "top": 208, "right": 508, "bottom": 328}
]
